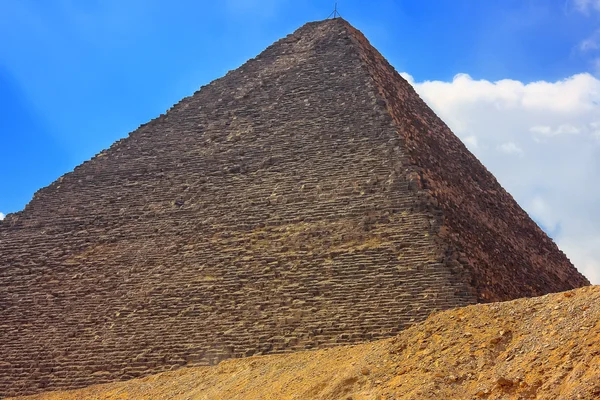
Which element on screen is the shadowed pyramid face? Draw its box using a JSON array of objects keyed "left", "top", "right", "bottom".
[{"left": 0, "top": 18, "right": 589, "bottom": 397}]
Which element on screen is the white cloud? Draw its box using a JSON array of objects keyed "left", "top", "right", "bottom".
[
  {"left": 0, "top": 212, "right": 4, "bottom": 221},
  {"left": 592, "top": 121, "right": 600, "bottom": 138},
  {"left": 498, "top": 141, "right": 524, "bottom": 156},
  {"left": 560, "top": 237, "right": 600, "bottom": 284},
  {"left": 594, "top": 57, "right": 600, "bottom": 75},
  {"left": 580, "top": 29, "right": 600, "bottom": 52},
  {"left": 556, "top": 124, "right": 581, "bottom": 135},
  {"left": 462, "top": 135, "right": 478, "bottom": 150},
  {"left": 529, "top": 125, "right": 552, "bottom": 135},
  {"left": 530, "top": 124, "right": 581, "bottom": 137},
  {"left": 403, "top": 73, "right": 599, "bottom": 115},
  {"left": 573, "top": 0, "right": 600, "bottom": 14},
  {"left": 529, "top": 196, "right": 560, "bottom": 234},
  {"left": 405, "top": 72, "right": 600, "bottom": 284}
]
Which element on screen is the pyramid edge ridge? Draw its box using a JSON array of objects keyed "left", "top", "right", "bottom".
[{"left": 340, "top": 22, "right": 591, "bottom": 301}]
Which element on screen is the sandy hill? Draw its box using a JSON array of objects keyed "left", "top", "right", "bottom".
[{"left": 14, "top": 286, "right": 599, "bottom": 400}]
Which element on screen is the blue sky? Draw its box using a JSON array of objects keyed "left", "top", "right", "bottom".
[{"left": 1, "top": 0, "right": 600, "bottom": 282}]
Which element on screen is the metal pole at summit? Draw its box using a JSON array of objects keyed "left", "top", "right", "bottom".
[{"left": 327, "top": 2, "right": 342, "bottom": 19}]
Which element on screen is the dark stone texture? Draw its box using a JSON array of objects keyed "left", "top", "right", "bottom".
[{"left": 344, "top": 22, "right": 589, "bottom": 301}]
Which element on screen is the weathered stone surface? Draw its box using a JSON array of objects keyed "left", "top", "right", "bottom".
[
  {"left": 12, "top": 286, "right": 600, "bottom": 400},
  {"left": 344, "top": 23, "right": 589, "bottom": 301},
  {"left": 0, "top": 18, "right": 589, "bottom": 397}
]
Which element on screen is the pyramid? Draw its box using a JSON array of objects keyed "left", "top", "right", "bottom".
[{"left": 0, "top": 18, "right": 589, "bottom": 397}]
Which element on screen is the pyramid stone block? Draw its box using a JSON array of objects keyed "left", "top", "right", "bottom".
[{"left": 0, "top": 18, "right": 589, "bottom": 397}]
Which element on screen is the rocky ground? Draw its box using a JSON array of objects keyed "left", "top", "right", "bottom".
[{"left": 13, "top": 286, "right": 600, "bottom": 400}]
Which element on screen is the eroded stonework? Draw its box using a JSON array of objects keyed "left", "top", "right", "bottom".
[{"left": 0, "top": 19, "right": 588, "bottom": 397}]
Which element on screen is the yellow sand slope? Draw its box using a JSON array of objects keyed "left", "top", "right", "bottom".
[{"left": 15, "top": 286, "right": 600, "bottom": 400}]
